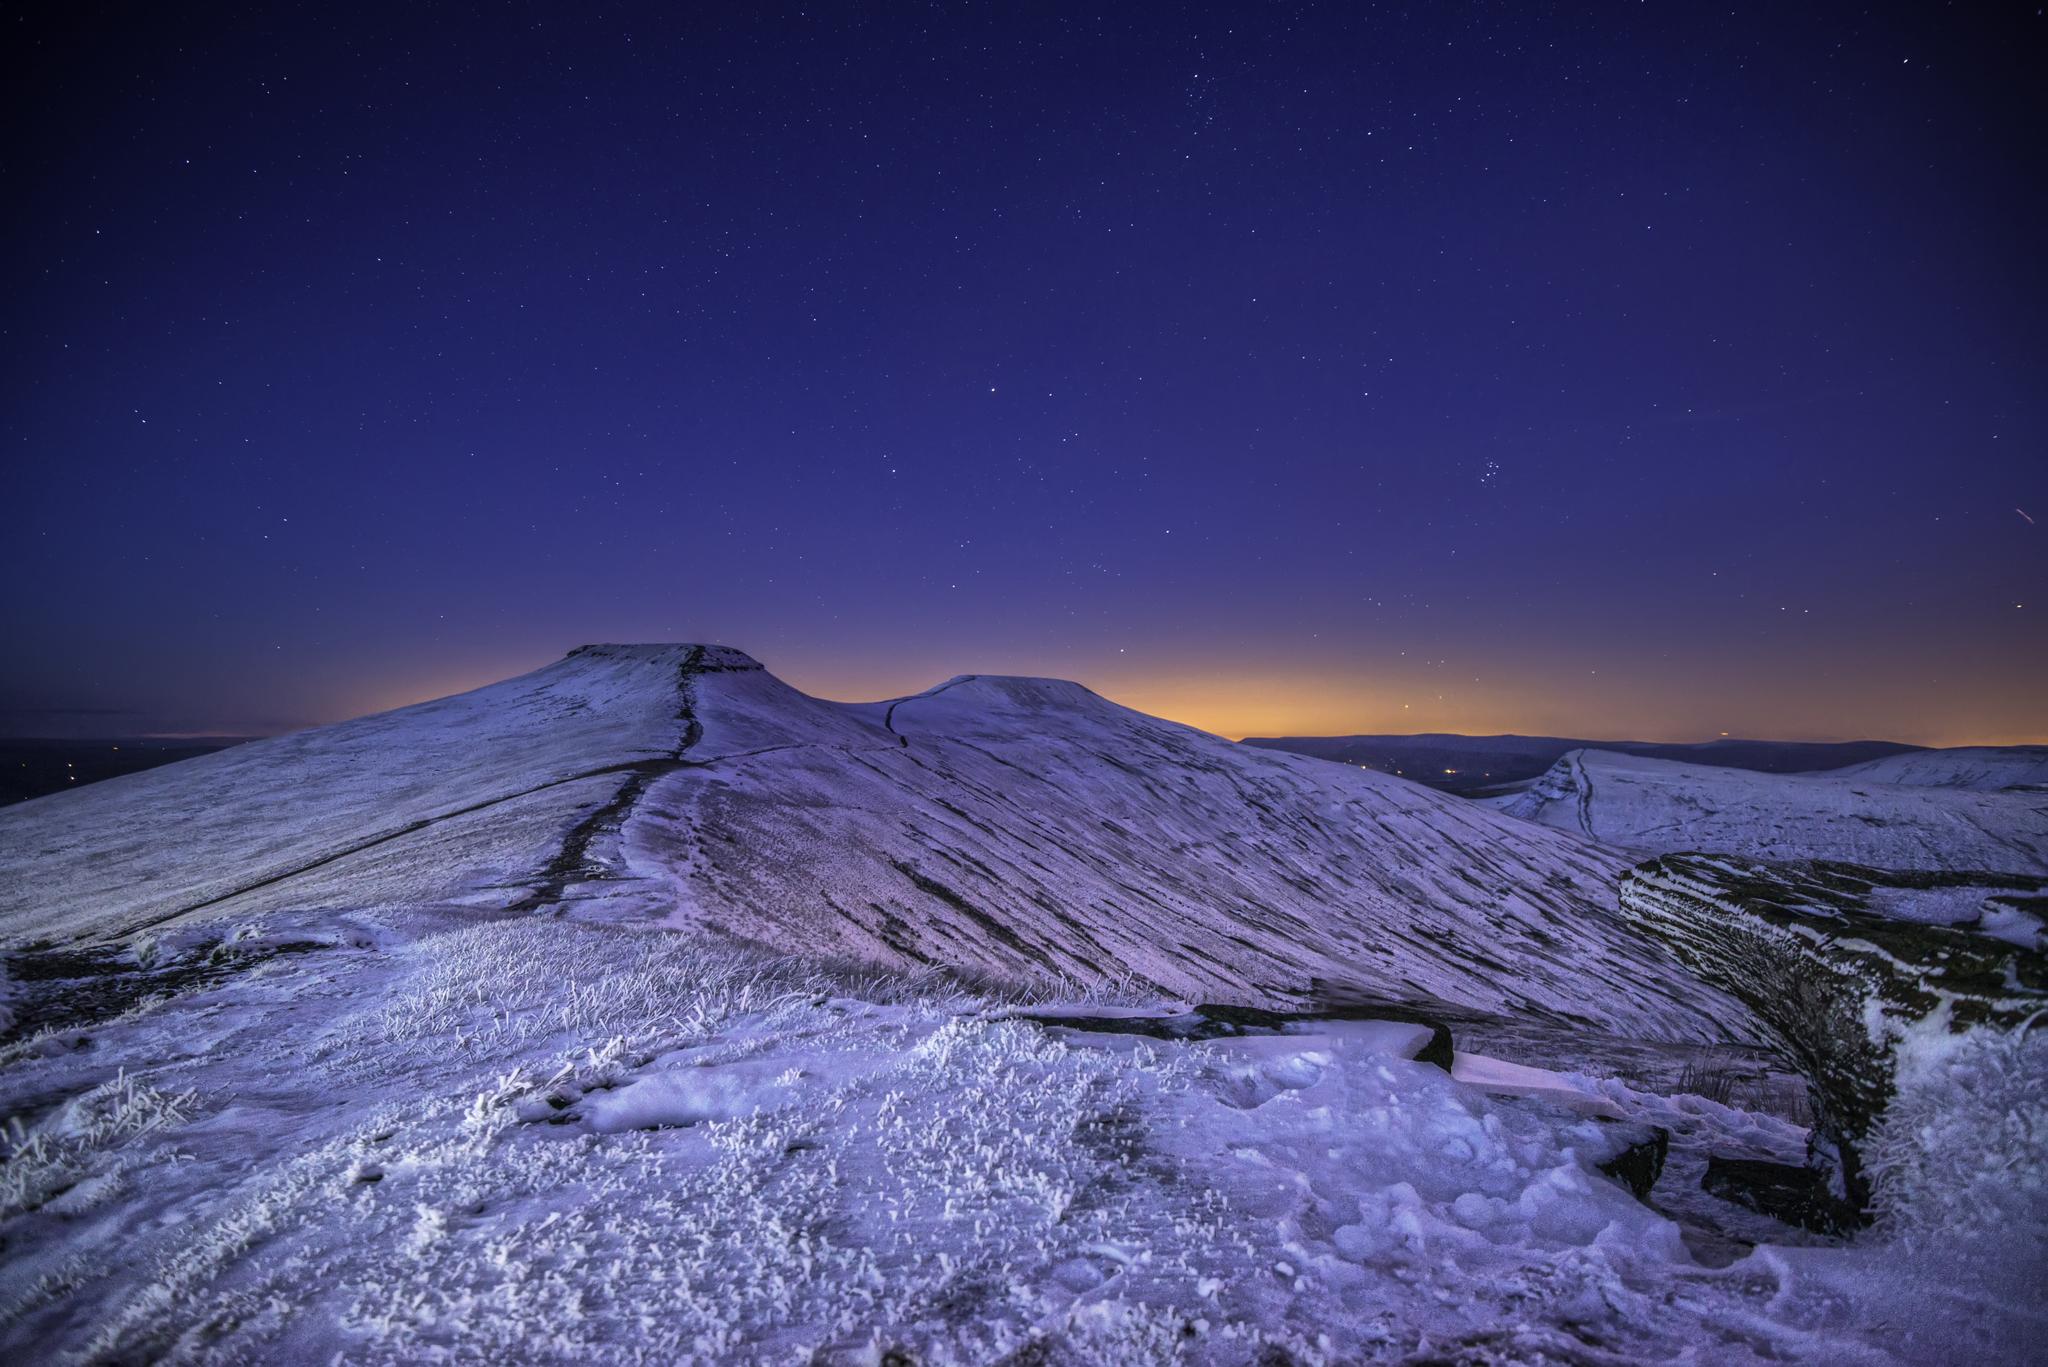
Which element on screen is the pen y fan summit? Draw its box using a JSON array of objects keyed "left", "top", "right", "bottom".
[{"left": 0, "top": 644, "right": 1750, "bottom": 1041}]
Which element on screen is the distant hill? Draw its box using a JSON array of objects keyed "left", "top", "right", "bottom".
[
  {"left": 1824, "top": 746, "right": 2048, "bottom": 791},
  {"left": 1238, "top": 733, "right": 1924, "bottom": 795},
  {"left": 1492, "top": 748, "right": 2048, "bottom": 874}
]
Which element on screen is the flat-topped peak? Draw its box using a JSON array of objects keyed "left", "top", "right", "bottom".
[
  {"left": 565, "top": 643, "right": 764, "bottom": 672},
  {"left": 925, "top": 674, "right": 1105, "bottom": 707}
]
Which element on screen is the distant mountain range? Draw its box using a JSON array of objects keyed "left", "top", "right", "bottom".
[{"left": 1238, "top": 733, "right": 1926, "bottom": 795}]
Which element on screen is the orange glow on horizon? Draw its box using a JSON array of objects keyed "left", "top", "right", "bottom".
[{"left": 324, "top": 649, "right": 2048, "bottom": 752}]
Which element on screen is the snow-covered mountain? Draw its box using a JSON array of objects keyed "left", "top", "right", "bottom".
[
  {"left": 1240, "top": 732, "right": 1922, "bottom": 795},
  {"left": 0, "top": 644, "right": 1749, "bottom": 1042},
  {"left": 1494, "top": 748, "right": 2048, "bottom": 873},
  {"left": 1821, "top": 745, "right": 2048, "bottom": 791},
  {"left": 4, "top": 647, "right": 2042, "bottom": 1363}
]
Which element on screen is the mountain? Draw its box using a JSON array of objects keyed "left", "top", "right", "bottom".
[
  {"left": 1493, "top": 748, "right": 2048, "bottom": 874},
  {"left": 1239, "top": 733, "right": 1923, "bottom": 795},
  {"left": 0, "top": 644, "right": 1750, "bottom": 1042},
  {"left": 1484, "top": 746, "right": 2048, "bottom": 1234},
  {"left": 4, "top": 648, "right": 2041, "bottom": 1364},
  {"left": 1822, "top": 746, "right": 2048, "bottom": 791}
]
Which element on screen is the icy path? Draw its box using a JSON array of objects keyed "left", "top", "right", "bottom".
[{"left": 1, "top": 913, "right": 2038, "bottom": 1364}]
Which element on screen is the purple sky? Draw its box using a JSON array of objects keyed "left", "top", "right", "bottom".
[{"left": 4, "top": 3, "right": 2043, "bottom": 743}]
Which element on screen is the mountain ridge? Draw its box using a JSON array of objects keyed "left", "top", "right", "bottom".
[
  {"left": 0, "top": 644, "right": 1757, "bottom": 1042},
  {"left": 1494, "top": 747, "right": 2048, "bottom": 874},
  {"left": 1241, "top": 732, "right": 1928, "bottom": 795}
]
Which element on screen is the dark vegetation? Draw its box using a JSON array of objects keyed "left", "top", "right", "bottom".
[{"left": 2, "top": 937, "right": 330, "bottom": 1046}]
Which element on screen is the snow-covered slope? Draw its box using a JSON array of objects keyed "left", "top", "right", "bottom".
[
  {"left": 1496, "top": 749, "right": 2048, "bottom": 873},
  {"left": 12, "top": 915, "right": 2032, "bottom": 1365},
  {"left": 1820, "top": 746, "right": 2048, "bottom": 791},
  {"left": 1242, "top": 732, "right": 1922, "bottom": 795},
  {"left": 0, "top": 645, "right": 1750, "bottom": 1042},
  {"left": 0, "top": 644, "right": 752, "bottom": 944}
]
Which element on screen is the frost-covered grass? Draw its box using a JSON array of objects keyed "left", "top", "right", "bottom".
[
  {"left": 0, "top": 1070, "right": 195, "bottom": 1219},
  {"left": 4, "top": 909, "right": 2037, "bottom": 1364},
  {"left": 1868, "top": 1024, "right": 2048, "bottom": 1264}
]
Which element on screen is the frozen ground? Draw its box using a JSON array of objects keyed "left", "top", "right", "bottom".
[
  {"left": 4, "top": 909, "right": 2040, "bottom": 1365},
  {"left": 1494, "top": 749, "right": 2048, "bottom": 874}
]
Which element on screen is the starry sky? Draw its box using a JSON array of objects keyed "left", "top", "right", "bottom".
[{"left": 4, "top": 3, "right": 2044, "bottom": 744}]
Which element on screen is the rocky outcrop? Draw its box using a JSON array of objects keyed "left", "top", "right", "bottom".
[
  {"left": 1700, "top": 1155, "right": 1860, "bottom": 1235},
  {"left": 1619, "top": 854, "right": 2047, "bottom": 1220},
  {"left": 1596, "top": 1124, "right": 1670, "bottom": 1202}
]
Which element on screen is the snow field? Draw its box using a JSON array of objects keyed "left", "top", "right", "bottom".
[{"left": 5, "top": 912, "right": 2033, "bottom": 1363}]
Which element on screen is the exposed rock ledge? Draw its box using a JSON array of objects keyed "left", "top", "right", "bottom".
[{"left": 1618, "top": 854, "right": 2046, "bottom": 1224}]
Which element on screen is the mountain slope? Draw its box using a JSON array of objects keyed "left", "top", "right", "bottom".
[
  {"left": 0, "top": 646, "right": 1752, "bottom": 1042},
  {"left": 1822, "top": 746, "right": 2048, "bottom": 791},
  {"left": 1240, "top": 733, "right": 1922, "bottom": 795},
  {"left": 0, "top": 644, "right": 743, "bottom": 945},
  {"left": 1496, "top": 749, "right": 2048, "bottom": 873}
]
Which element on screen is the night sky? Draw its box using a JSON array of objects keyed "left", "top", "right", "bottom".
[{"left": 4, "top": 3, "right": 2043, "bottom": 744}]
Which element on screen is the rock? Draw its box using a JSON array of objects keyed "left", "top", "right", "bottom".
[
  {"left": 1620, "top": 854, "right": 2047, "bottom": 1216},
  {"left": 1020, "top": 1000, "right": 1458, "bottom": 1068},
  {"left": 1596, "top": 1124, "right": 1669, "bottom": 1201},
  {"left": 1701, "top": 1155, "right": 1862, "bottom": 1236}
]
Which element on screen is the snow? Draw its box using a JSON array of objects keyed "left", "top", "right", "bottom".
[
  {"left": 581, "top": 1059, "right": 807, "bottom": 1134},
  {"left": 1450, "top": 1052, "right": 1626, "bottom": 1118},
  {"left": 0, "top": 911, "right": 2033, "bottom": 1362},
  {"left": 1823, "top": 746, "right": 2048, "bottom": 791},
  {"left": 1978, "top": 904, "right": 2046, "bottom": 950},
  {"left": 0, "top": 645, "right": 1754, "bottom": 1043},
  {"left": 1495, "top": 748, "right": 2048, "bottom": 874},
  {"left": 1269, "top": 1019, "right": 1434, "bottom": 1058}
]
